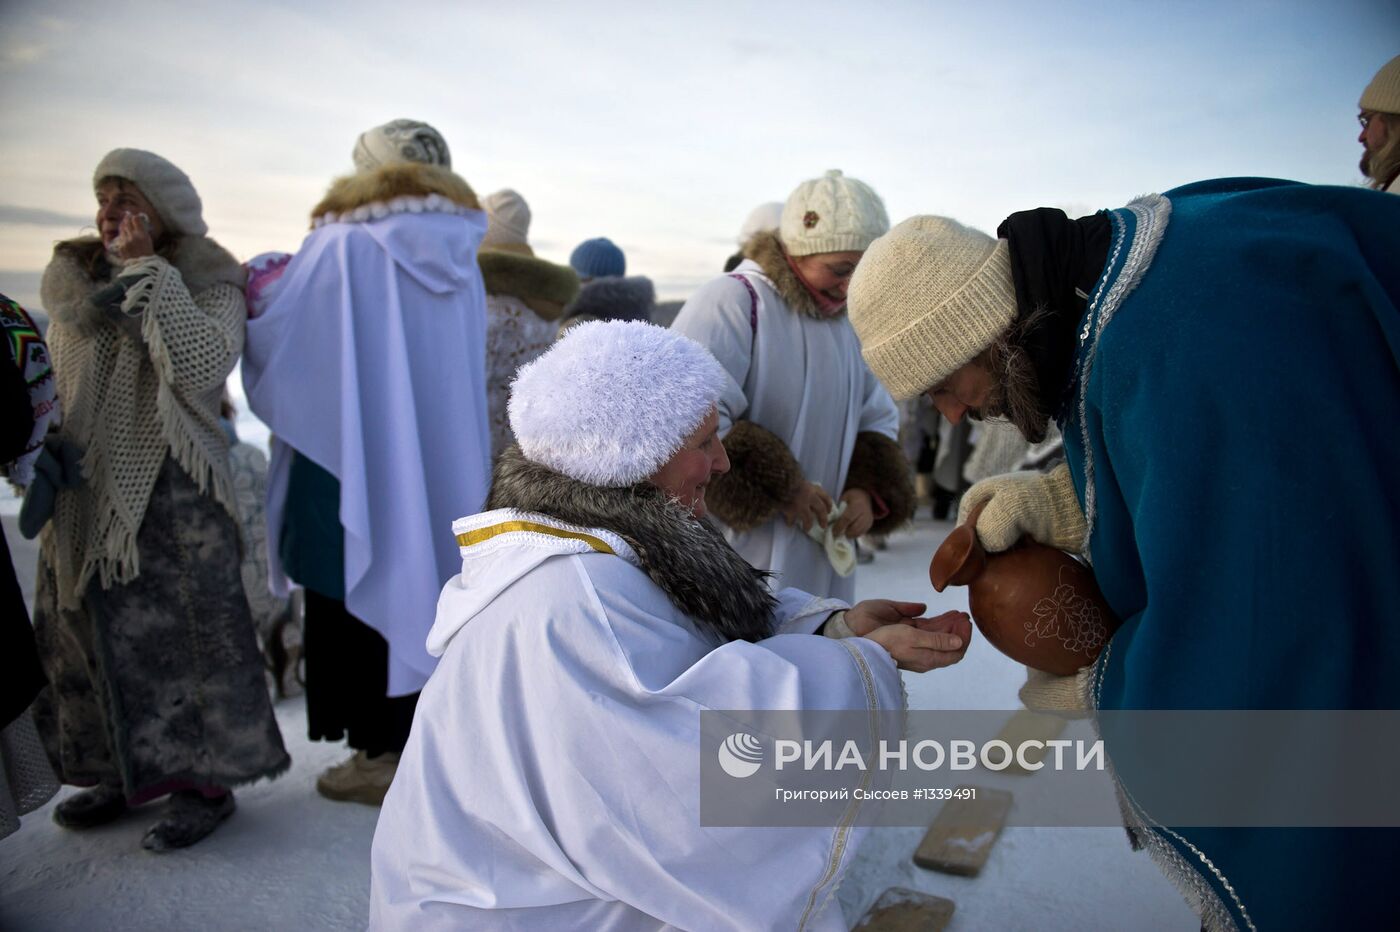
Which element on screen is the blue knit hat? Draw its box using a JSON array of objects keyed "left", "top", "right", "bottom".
[{"left": 569, "top": 237, "right": 626, "bottom": 279}]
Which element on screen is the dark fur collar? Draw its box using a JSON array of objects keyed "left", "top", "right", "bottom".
[
  {"left": 479, "top": 250, "right": 579, "bottom": 322},
  {"left": 562, "top": 275, "right": 656, "bottom": 323},
  {"left": 739, "top": 230, "right": 826, "bottom": 319},
  {"left": 488, "top": 446, "right": 777, "bottom": 643},
  {"left": 42, "top": 235, "right": 245, "bottom": 333}
]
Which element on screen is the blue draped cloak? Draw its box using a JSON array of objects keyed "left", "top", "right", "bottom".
[{"left": 1060, "top": 178, "right": 1400, "bottom": 930}]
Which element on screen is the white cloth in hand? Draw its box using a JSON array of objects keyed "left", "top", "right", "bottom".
[{"left": 807, "top": 500, "right": 856, "bottom": 577}]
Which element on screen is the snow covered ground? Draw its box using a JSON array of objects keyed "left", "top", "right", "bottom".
[{"left": 0, "top": 511, "right": 1196, "bottom": 930}]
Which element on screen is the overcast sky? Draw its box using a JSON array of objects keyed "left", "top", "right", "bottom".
[{"left": 1, "top": 0, "right": 1395, "bottom": 306}]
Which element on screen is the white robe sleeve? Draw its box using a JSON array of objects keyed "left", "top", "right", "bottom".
[
  {"left": 772, "top": 586, "right": 848, "bottom": 635},
  {"left": 670, "top": 276, "right": 758, "bottom": 434},
  {"left": 856, "top": 354, "right": 901, "bottom": 441}
]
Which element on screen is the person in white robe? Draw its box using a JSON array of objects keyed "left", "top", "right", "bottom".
[
  {"left": 671, "top": 170, "right": 913, "bottom": 602},
  {"left": 369, "top": 321, "right": 972, "bottom": 930}
]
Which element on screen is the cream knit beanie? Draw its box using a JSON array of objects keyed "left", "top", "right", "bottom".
[
  {"left": 1360, "top": 54, "right": 1400, "bottom": 114},
  {"left": 780, "top": 170, "right": 889, "bottom": 256},
  {"left": 481, "top": 188, "right": 532, "bottom": 255},
  {"left": 92, "top": 148, "right": 206, "bottom": 237},
  {"left": 847, "top": 215, "right": 1018, "bottom": 401}
]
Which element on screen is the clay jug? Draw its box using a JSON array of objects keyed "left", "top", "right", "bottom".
[{"left": 928, "top": 500, "right": 1119, "bottom": 676}]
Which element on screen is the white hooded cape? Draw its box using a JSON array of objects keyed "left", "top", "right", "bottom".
[
  {"left": 369, "top": 510, "right": 906, "bottom": 930},
  {"left": 242, "top": 208, "right": 492, "bottom": 696}
]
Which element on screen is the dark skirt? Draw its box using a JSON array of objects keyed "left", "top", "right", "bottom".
[
  {"left": 32, "top": 458, "right": 290, "bottom": 803},
  {"left": 302, "top": 589, "right": 417, "bottom": 756}
]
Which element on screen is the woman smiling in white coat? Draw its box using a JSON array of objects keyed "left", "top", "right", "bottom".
[{"left": 671, "top": 170, "right": 914, "bottom": 601}]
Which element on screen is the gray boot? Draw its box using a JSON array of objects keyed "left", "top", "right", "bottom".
[
  {"left": 141, "top": 790, "right": 235, "bottom": 852},
  {"left": 53, "top": 783, "right": 128, "bottom": 829}
]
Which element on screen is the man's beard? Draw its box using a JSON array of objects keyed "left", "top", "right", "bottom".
[
  {"left": 980, "top": 333, "right": 1052, "bottom": 443},
  {"left": 1361, "top": 148, "right": 1373, "bottom": 178}
]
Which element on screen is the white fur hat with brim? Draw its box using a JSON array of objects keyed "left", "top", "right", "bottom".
[
  {"left": 509, "top": 320, "right": 727, "bottom": 487},
  {"left": 93, "top": 148, "right": 207, "bottom": 237}
]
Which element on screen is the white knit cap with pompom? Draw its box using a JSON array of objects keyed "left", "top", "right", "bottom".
[
  {"left": 508, "top": 320, "right": 728, "bottom": 487},
  {"left": 780, "top": 169, "right": 889, "bottom": 256}
]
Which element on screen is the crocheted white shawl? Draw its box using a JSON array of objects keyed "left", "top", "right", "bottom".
[{"left": 39, "top": 236, "right": 245, "bottom": 608}]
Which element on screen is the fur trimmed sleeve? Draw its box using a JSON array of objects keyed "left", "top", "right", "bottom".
[
  {"left": 844, "top": 431, "right": 915, "bottom": 535},
  {"left": 707, "top": 420, "right": 802, "bottom": 532}
]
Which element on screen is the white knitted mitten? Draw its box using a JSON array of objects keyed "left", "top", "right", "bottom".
[
  {"left": 956, "top": 462, "right": 1087, "bottom": 553},
  {"left": 1018, "top": 666, "right": 1092, "bottom": 718},
  {"left": 822, "top": 611, "right": 856, "bottom": 639}
]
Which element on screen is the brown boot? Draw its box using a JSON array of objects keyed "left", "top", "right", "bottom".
[{"left": 315, "top": 750, "right": 399, "bottom": 806}]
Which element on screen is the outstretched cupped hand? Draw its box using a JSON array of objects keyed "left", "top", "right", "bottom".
[{"left": 862, "top": 610, "right": 972, "bottom": 673}]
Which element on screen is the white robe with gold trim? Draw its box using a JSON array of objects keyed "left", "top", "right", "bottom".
[{"left": 369, "top": 509, "right": 905, "bottom": 931}]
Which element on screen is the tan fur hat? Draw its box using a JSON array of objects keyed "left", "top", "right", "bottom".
[
  {"left": 1360, "top": 54, "right": 1400, "bottom": 114},
  {"left": 780, "top": 170, "right": 888, "bottom": 256},
  {"left": 93, "top": 148, "right": 206, "bottom": 237},
  {"left": 847, "top": 215, "right": 1017, "bottom": 400}
]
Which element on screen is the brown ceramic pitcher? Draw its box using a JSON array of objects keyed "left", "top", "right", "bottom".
[{"left": 928, "top": 500, "right": 1119, "bottom": 676}]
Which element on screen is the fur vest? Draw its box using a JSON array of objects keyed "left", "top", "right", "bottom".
[
  {"left": 310, "top": 161, "right": 479, "bottom": 223},
  {"left": 488, "top": 446, "right": 777, "bottom": 643},
  {"left": 44, "top": 236, "right": 244, "bottom": 333},
  {"left": 479, "top": 250, "right": 579, "bottom": 322},
  {"left": 40, "top": 234, "right": 245, "bottom": 607},
  {"left": 562, "top": 275, "right": 656, "bottom": 324},
  {"left": 739, "top": 230, "right": 826, "bottom": 319}
]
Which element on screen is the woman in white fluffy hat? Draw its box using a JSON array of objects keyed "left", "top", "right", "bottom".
[
  {"left": 370, "top": 320, "right": 971, "bottom": 931},
  {"left": 672, "top": 170, "right": 914, "bottom": 602},
  {"left": 26, "top": 149, "right": 288, "bottom": 851}
]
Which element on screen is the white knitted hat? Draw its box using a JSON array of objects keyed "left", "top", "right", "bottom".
[
  {"left": 92, "top": 148, "right": 206, "bottom": 237},
  {"left": 481, "top": 188, "right": 532, "bottom": 254},
  {"left": 509, "top": 321, "right": 728, "bottom": 487},
  {"left": 780, "top": 170, "right": 889, "bottom": 256},
  {"left": 737, "top": 201, "right": 784, "bottom": 244},
  {"left": 1360, "top": 54, "right": 1400, "bottom": 113},
  {"left": 847, "top": 215, "right": 1017, "bottom": 400}
]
